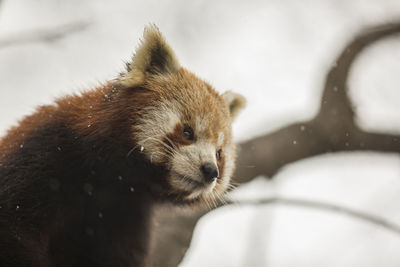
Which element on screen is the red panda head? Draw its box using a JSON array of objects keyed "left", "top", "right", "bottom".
[{"left": 119, "top": 25, "right": 245, "bottom": 204}]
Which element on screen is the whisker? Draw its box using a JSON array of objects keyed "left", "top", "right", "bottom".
[
  {"left": 142, "top": 136, "right": 175, "bottom": 153},
  {"left": 126, "top": 147, "right": 136, "bottom": 157},
  {"left": 164, "top": 136, "right": 178, "bottom": 150},
  {"left": 214, "top": 190, "right": 226, "bottom": 206},
  {"left": 226, "top": 183, "right": 238, "bottom": 191},
  {"left": 212, "top": 194, "right": 219, "bottom": 209}
]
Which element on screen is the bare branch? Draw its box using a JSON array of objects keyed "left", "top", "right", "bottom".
[
  {"left": 235, "top": 22, "right": 400, "bottom": 183},
  {"left": 0, "top": 21, "right": 91, "bottom": 48},
  {"left": 228, "top": 197, "right": 400, "bottom": 236},
  {"left": 319, "top": 22, "right": 400, "bottom": 124}
]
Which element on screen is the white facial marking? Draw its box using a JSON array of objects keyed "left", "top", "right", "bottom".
[
  {"left": 134, "top": 104, "right": 180, "bottom": 163},
  {"left": 219, "top": 143, "right": 234, "bottom": 188},
  {"left": 186, "top": 188, "right": 205, "bottom": 200},
  {"left": 196, "top": 141, "right": 217, "bottom": 165},
  {"left": 196, "top": 116, "right": 207, "bottom": 135},
  {"left": 217, "top": 132, "right": 224, "bottom": 147}
]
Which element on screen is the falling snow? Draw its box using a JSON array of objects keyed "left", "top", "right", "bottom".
[{"left": 83, "top": 183, "right": 94, "bottom": 196}]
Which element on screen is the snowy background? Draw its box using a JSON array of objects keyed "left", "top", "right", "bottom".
[{"left": 1, "top": 0, "right": 400, "bottom": 266}]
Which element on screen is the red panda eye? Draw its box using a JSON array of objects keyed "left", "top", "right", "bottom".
[
  {"left": 216, "top": 149, "right": 222, "bottom": 160},
  {"left": 183, "top": 126, "right": 194, "bottom": 141}
]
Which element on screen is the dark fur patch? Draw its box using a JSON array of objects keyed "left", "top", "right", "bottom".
[
  {"left": 0, "top": 88, "right": 170, "bottom": 267},
  {"left": 165, "top": 123, "right": 195, "bottom": 148},
  {"left": 147, "top": 44, "right": 169, "bottom": 74}
]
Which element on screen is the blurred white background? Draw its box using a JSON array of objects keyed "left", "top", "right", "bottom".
[{"left": 1, "top": 0, "right": 400, "bottom": 266}]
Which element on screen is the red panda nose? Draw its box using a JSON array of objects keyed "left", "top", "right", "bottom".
[{"left": 201, "top": 163, "right": 219, "bottom": 183}]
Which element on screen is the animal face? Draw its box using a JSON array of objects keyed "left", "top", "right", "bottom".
[
  {"left": 120, "top": 25, "right": 245, "bottom": 204},
  {"left": 133, "top": 70, "right": 238, "bottom": 203}
]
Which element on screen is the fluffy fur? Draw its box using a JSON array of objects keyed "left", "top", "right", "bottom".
[{"left": 0, "top": 25, "right": 245, "bottom": 267}]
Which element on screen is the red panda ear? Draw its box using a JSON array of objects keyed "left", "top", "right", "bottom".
[
  {"left": 119, "top": 24, "right": 180, "bottom": 86},
  {"left": 222, "top": 91, "right": 246, "bottom": 121}
]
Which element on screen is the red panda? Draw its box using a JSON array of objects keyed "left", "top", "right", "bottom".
[{"left": 0, "top": 25, "right": 245, "bottom": 267}]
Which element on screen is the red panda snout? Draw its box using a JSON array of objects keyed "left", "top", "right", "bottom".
[{"left": 168, "top": 140, "right": 222, "bottom": 195}]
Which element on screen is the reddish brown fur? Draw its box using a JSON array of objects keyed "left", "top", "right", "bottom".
[
  {"left": 166, "top": 124, "right": 194, "bottom": 147},
  {"left": 146, "top": 68, "right": 231, "bottom": 140},
  {"left": 0, "top": 105, "right": 57, "bottom": 160}
]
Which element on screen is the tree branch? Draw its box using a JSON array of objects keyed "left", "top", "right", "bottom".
[
  {"left": 235, "top": 22, "right": 400, "bottom": 183},
  {"left": 228, "top": 197, "right": 400, "bottom": 236}
]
